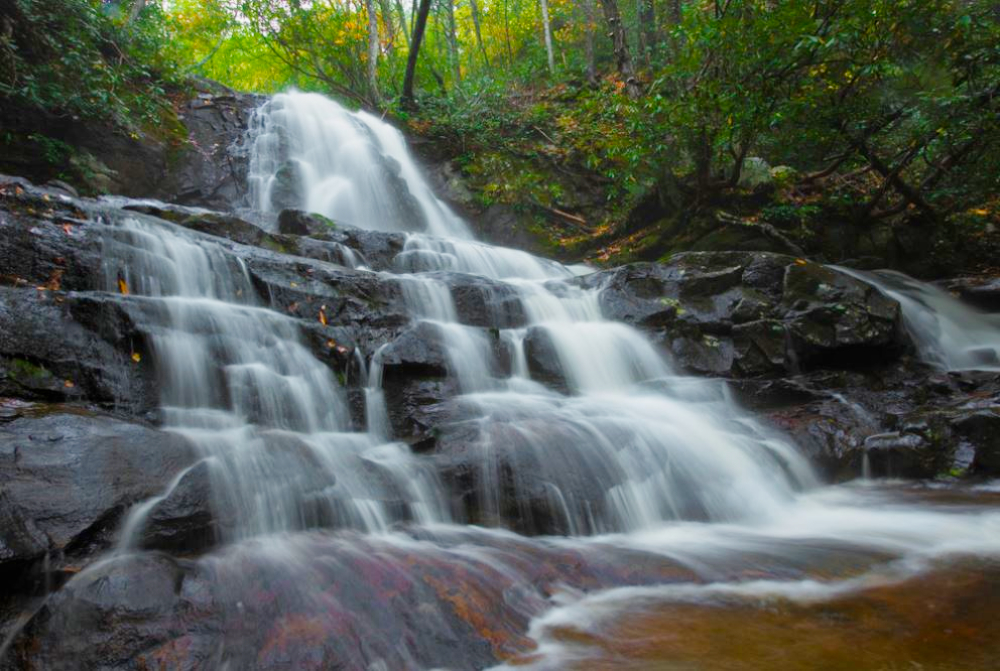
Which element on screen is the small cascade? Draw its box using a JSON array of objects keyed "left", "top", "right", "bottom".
[
  {"left": 100, "top": 212, "right": 446, "bottom": 541},
  {"left": 395, "top": 234, "right": 571, "bottom": 280},
  {"left": 246, "top": 91, "right": 470, "bottom": 238},
  {"left": 838, "top": 267, "right": 1000, "bottom": 371},
  {"left": 360, "top": 347, "right": 391, "bottom": 443}
]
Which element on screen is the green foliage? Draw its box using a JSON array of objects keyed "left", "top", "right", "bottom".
[
  {"left": 2, "top": 0, "right": 996, "bottom": 264},
  {"left": 0, "top": 0, "right": 181, "bottom": 129}
]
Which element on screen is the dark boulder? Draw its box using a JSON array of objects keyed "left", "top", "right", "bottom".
[
  {"left": 155, "top": 87, "right": 261, "bottom": 210},
  {"left": 0, "top": 289, "right": 159, "bottom": 416},
  {"left": 522, "top": 326, "right": 568, "bottom": 392},
  {"left": 8, "top": 529, "right": 694, "bottom": 671},
  {"left": 10, "top": 552, "right": 191, "bottom": 671},
  {"left": 278, "top": 209, "right": 338, "bottom": 237},
  {"left": 0, "top": 409, "right": 195, "bottom": 571},
  {"left": 762, "top": 365, "right": 1000, "bottom": 481},
  {"left": 382, "top": 377, "right": 460, "bottom": 447},
  {"left": 278, "top": 208, "right": 407, "bottom": 270},
  {"left": 585, "top": 252, "right": 903, "bottom": 377},
  {"left": 937, "top": 275, "right": 1000, "bottom": 312},
  {"left": 141, "top": 460, "right": 219, "bottom": 555},
  {"left": 379, "top": 322, "right": 452, "bottom": 378},
  {"left": 446, "top": 273, "right": 527, "bottom": 329}
]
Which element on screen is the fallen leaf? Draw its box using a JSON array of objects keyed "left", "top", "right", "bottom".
[
  {"left": 318, "top": 308, "right": 328, "bottom": 326},
  {"left": 63, "top": 380, "right": 75, "bottom": 389},
  {"left": 131, "top": 352, "right": 141, "bottom": 363},
  {"left": 794, "top": 258, "right": 808, "bottom": 266},
  {"left": 117, "top": 277, "right": 130, "bottom": 295}
]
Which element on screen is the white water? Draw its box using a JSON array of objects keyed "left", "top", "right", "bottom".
[
  {"left": 73, "top": 90, "right": 1000, "bottom": 669},
  {"left": 837, "top": 266, "right": 1000, "bottom": 371},
  {"left": 103, "top": 213, "right": 446, "bottom": 540}
]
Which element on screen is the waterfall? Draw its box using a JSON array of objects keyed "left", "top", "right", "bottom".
[
  {"left": 837, "top": 267, "right": 1000, "bottom": 371},
  {"left": 103, "top": 89, "right": 822, "bottom": 545},
  {"left": 102, "top": 213, "right": 447, "bottom": 540},
  {"left": 16, "top": 89, "right": 1000, "bottom": 671},
  {"left": 246, "top": 91, "right": 470, "bottom": 238}
]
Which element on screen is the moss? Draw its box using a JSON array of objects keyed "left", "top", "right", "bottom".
[
  {"left": 8, "top": 358, "right": 54, "bottom": 383},
  {"left": 261, "top": 237, "right": 293, "bottom": 255}
]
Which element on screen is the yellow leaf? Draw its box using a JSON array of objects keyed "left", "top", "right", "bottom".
[
  {"left": 795, "top": 258, "right": 808, "bottom": 266},
  {"left": 131, "top": 352, "right": 141, "bottom": 363},
  {"left": 63, "top": 380, "right": 75, "bottom": 389},
  {"left": 117, "top": 277, "right": 129, "bottom": 295},
  {"left": 318, "top": 308, "right": 328, "bottom": 326}
]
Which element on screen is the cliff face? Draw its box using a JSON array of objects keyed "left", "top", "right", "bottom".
[{"left": 0, "top": 80, "right": 258, "bottom": 210}]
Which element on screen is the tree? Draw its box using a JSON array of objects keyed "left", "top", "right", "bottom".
[
  {"left": 598, "top": 0, "right": 641, "bottom": 96},
  {"left": 468, "top": 0, "right": 489, "bottom": 67},
  {"left": 401, "top": 0, "right": 433, "bottom": 108},
  {"left": 364, "top": 0, "right": 381, "bottom": 105},
  {"left": 540, "top": 0, "right": 555, "bottom": 74},
  {"left": 584, "top": 0, "right": 597, "bottom": 83},
  {"left": 444, "top": 0, "right": 461, "bottom": 84},
  {"left": 127, "top": 0, "right": 148, "bottom": 25},
  {"left": 637, "top": 0, "right": 656, "bottom": 64}
]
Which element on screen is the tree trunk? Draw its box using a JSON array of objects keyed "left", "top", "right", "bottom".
[
  {"left": 540, "top": 0, "right": 555, "bottom": 75},
  {"left": 584, "top": 0, "right": 597, "bottom": 83},
  {"left": 394, "top": 0, "right": 411, "bottom": 48},
  {"left": 378, "top": 0, "right": 395, "bottom": 54},
  {"left": 127, "top": 0, "right": 148, "bottom": 24},
  {"left": 670, "top": 0, "right": 682, "bottom": 24},
  {"left": 365, "top": 0, "right": 381, "bottom": 105},
  {"left": 503, "top": 0, "right": 514, "bottom": 66},
  {"left": 468, "top": 0, "right": 490, "bottom": 67},
  {"left": 402, "top": 0, "right": 433, "bottom": 108},
  {"left": 598, "top": 0, "right": 641, "bottom": 97},
  {"left": 445, "top": 0, "right": 461, "bottom": 84},
  {"left": 639, "top": 0, "right": 656, "bottom": 63}
]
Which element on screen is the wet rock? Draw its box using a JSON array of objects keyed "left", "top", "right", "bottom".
[
  {"left": 383, "top": 377, "right": 460, "bottom": 446},
  {"left": 0, "top": 289, "right": 159, "bottom": 415},
  {"left": 157, "top": 86, "right": 261, "bottom": 210},
  {"left": 141, "top": 460, "right": 218, "bottom": 554},
  {"left": 937, "top": 275, "right": 1000, "bottom": 312},
  {"left": 11, "top": 552, "right": 190, "bottom": 670},
  {"left": 10, "top": 529, "right": 694, "bottom": 671},
  {"left": 447, "top": 273, "right": 527, "bottom": 328},
  {"left": 268, "top": 161, "right": 304, "bottom": 213},
  {"left": 278, "top": 209, "right": 407, "bottom": 270},
  {"left": 863, "top": 429, "right": 945, "bottom": 479},
  {"left": 781, "top": 261, "right": 900, "bottom": 364},
  {"left": 0, "top": 410, "right": 195, "bottom": 570},
  {"left": 762, "top": 365, "right": 1000, "bottom": 481},
  {"left": 278, "top": 209, "right": 339, "bottom": 237},
  {"left": 379, "top": 322, "right": 451, "bottom": 377},
  {"left": 948, "top": 409, "right": 1000, "bottom": 476},
  {"left": 587, "top": 252, "right": 903, "bottom": 377},
  {"left": 522, "top": 327, "right": 567, "bottom": 392},
  {"left": 174, "top": 211, "right": 272, "bottom": 247}
]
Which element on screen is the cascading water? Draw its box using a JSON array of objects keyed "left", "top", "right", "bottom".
[
  {"left": 837, "top": 266, "right": 1000, "bottom": 371},
  {"left": 102, "top": 212, "right": 447, "bottom": 543},
  {"left": 247, "top": 91, "right": 470, "bottom": 239},
  {"left": 20, "top": 90, "right": 1000, "bottom": 670}
]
